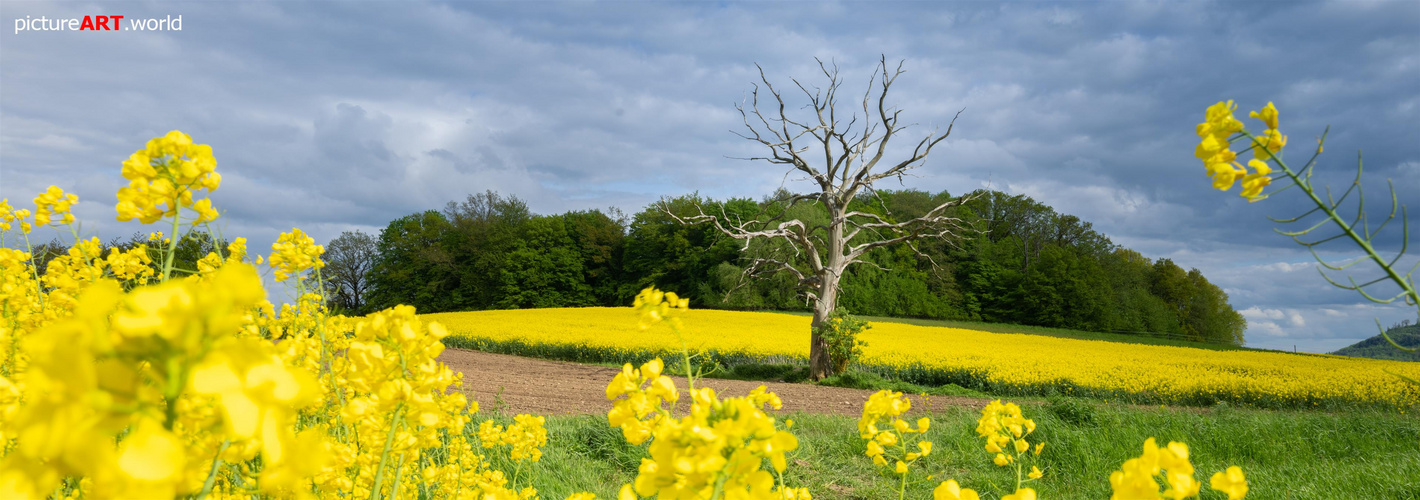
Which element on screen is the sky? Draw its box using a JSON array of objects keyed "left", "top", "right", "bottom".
[{"left": 2, "top": 0, "right": 1417, "bottom": 353}]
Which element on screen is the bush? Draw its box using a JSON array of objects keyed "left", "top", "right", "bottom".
[{"left": 815, "top": 308, "right": 871, "bottom": 375}]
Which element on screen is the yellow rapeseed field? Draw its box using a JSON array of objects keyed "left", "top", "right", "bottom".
[{"left": 429, "top": 307, "right": 1420, "bottom": 408}]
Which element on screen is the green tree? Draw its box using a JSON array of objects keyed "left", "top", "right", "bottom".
[
  {"left": 1017, "top": 245, "right": 1110, "bottom": 330},
  {"left": 562, "top": 209, "right": 628, "bottom": 306},
  {"left": 498, "top": 215, "right": 596, "bottom": 309},
  {"left": 366, "top": 210, "right": 455, "bottom": 312},
  {"left": 442, "top": 191, "right": 533, "bottom": 310},
  {"left": 623, "top": 195, "right": 746, "bottom": 306}
]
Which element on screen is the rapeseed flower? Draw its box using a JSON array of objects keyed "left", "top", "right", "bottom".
[
  {"left": 270, "top": 228, "right": 326, "bottom": 282},
  {"left": 115, "top": 130, "right": 220, "bottom": 224},
  {"left": 933, "top": 480, "right": 980, "bottom": 500},
  {"left": 32, "top": 186, "right": 78, "bottom": 226},
  {"left": 1195, "top": 101, "right": 1284, "bottom": 201},
  {"left": 1109, "top": 438, "right": 1247, "bottom": 500},
  {"left": 1210, "top": 467, "right": 1248, "bottom": 500}
]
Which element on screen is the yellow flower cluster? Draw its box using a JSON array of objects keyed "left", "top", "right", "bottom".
[
  {"left": 858, "top": 390, "right": 932, "bottom": 473},
  {"left": 606, "top": 358, "right": 679, "bottom": 444},
  {"left": 104, "top": 244, "right": 155, "bottom": 283},
  {"left": 478, "top": 414, "right": 549, "bottom": 462},
  {"left": 610, "top": 289, "right": 808, "bottom": 500},
  {"left": 0, "top": 199, "right": 34, "bottom": 234},
  {"left": 0, "top": 264, "right": 317, "bottom": 498},
  {"left": 636, "top": 384, "right": 799, "bottom": 498},
  {"left": 37, "top": 237, "right": 108, "bottom": 311},
  {"left": 432, "top": 308, "right": 1420, "bottom": 409},
  {"left": 611, "top": 373, "right": 803, "bottom": 499},
  {"left": 1194, "top": 101, "right": 1283, "bottom": 201},
  {"left": 930, "top": 400, "right": 1040, "bottom": 500},
  {"left": 1109, "top": 438, "right": 1248, "bottom": 500},
  {"left": 1248, "top": 103, "right": 1286, "bottom": 162},
  {"left": 32, "top": 186, "right": 79, "bottom": 226},
  {"left": 194, "top": 238, "right": 251, "bottom": 279},
  {"left": 858, "top": 390, "right": 938, "bottom": 499},
  {"left": 116, "top": 130, "right": 221, "bottom": 224},
  {"left": 975, "top": 400, "right": 1041, "bottom": 469},
  {"left": 1, "top": 131, "right": 603, "bottom": 500},
  {"left": 633, "top": 287, "right": 689, "bottom": 330},
  {"left": 270, "top": 228, "right": 326, "bottom": 282}
]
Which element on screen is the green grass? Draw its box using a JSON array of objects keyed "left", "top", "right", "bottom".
[
  {"left": 446, "top": 321, "right": 1419, "bottom": 497},
  {"left": 507, "top": 403, "right": 1420, "bottom": 499},
  {"left": 817, "top": 369, "right": 990, "bottom": 399}
]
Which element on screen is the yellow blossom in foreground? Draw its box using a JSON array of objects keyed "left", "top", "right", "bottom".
[
  {"left": 1003, "top": 489, "right": 1037, "bottom": 500},
  {"left": 606, "top": 358, "right": 679, "bottom": 445},
  {"left": 5, "top": 129, "right": 580, "bottom": 500},
  {"left": 607, "top": 310, "right": 802, "bottom": 500},
  {"left": 1194, "top": 101, "right": 1284, "bottom": 201},
  {"left": 1210, "top": 467, "right": 1248, "bottom": 500},
  {"left": 633, "top": 286, "right": 689, "bottom": 330},
  {"left": 32, "top": 186, "right": 79, "bottom": 226},
  {"left": 0, "top": 199, "right": 27, "bottom": 232},
  {"left": 1109, "top": 438, "right": 1246, "bottom": 500},
  {"left": 115, "top": 130, "right": 220, "bottom": 224},
  {"left": 270, "top": 227, "right": 326, "bottom": 281},
  {"left": 933, "top": 480, "right": 979, "bottom": 500}
]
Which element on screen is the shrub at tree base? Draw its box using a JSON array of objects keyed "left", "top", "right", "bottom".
[{"left": 812, "top": 308, "right": 870, "bottom": 376}]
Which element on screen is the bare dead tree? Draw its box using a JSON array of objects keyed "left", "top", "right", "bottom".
[{"left": 667, "top": 56, "right": 977, "bottom": 380}]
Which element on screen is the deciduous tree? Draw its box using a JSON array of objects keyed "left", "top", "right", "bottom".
[{"left": 324, "top": 230, "right": 377, "bottom": 314}]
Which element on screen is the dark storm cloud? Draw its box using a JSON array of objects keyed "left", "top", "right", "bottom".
[{"left": 2, "top": 0, "right": 1416, "bottom": 351}]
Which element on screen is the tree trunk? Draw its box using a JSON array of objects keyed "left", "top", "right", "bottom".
[
  {"left": 809, "top": 277, "right": 838, "bottom": 380},
  {"left": 809, "top": 216, "right": 846, "bottom": 380}
]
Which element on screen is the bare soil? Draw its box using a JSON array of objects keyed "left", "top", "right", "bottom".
[{"left": 437, "top": 348, "right": 990, "bottom": 417}]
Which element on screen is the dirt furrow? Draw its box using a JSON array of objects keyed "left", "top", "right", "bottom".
[{"left": 437, "top": 348, "right": 989, "bottom": 417}]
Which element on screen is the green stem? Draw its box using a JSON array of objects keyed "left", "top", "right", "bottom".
[
  {"left": 896, "top": 434, "right": 909, "bottom": 500},
  {"left": 386, "top": 451, "right": 407, "bottom": 500},
  {"left": 1015, "top": 453, "right": 1023, "bottom": 492},
  {"left": 20, "top": 230, "right": 44, "bottom": 308},
  {"left": 1268, "top": 139, "right": 1419, "bottom": 311},
  {"left": 193, "top": 441, "right": 232, "bottom": 500},
  {"left": 897, "top": 464, "right": 908, "bottom": 500},
  {"left": 680, "top": 343, "right": 695, "bottom": 392},
  {"left": 161, "top": 205, "right": 181, "bottom": 282},
  {"left": 163, "top": 355, "right": 183, "bottom": 430},
  {"left": 369, "top": 404, "right": 406, "bottom": 500},
  {"left": 311, "top": 266, "right": 343, "bottom": 405}
]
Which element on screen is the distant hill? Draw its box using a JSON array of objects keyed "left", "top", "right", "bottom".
[{"left": 1332, "top": 324, "right": 1420, "bottom": 361}]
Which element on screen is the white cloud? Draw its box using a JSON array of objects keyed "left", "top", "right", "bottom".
[
  {"left": 1252, "top": 321, "right": 1287, "bottom": 337},
  {"left": 1242, "top": 307, "right": 1286, "bottom": 321}
]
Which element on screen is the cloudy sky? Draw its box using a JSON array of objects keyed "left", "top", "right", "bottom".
[{"left": 2, "top": 0, "right": 1417, "bottom": 353}]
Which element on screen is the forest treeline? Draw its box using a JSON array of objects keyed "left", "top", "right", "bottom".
[
  {"left": 350, "top": 189, "right": 1247, "bottom": 346},
  {"left": 1332, "top": 323, "right": 1420, "bottom": 361}
]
